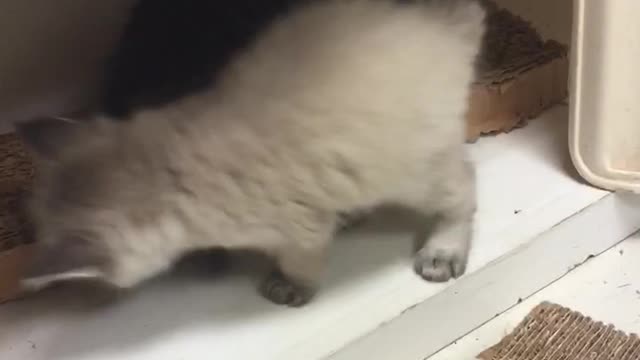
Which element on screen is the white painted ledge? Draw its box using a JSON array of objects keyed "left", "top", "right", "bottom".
[
  {"left": 428, "top": 231, "right": 640, "bottom": 360},
  {"left": 333, "top": 192, "right": 640, "bottom": 360},
  {"left": 0, "top": 106, "right": 618, "bottom": 360}
]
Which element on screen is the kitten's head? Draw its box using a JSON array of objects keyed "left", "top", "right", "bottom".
[{"left": 17, "top": 117, "right": 180, "bottom": 292}]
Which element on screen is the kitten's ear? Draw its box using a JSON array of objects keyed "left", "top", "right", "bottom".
[
  {"left": 21, "top": 236, "right": 111, "bottom": 291},
  {"left": 15, "top": 117, "right": 80, "bottom": 160}
]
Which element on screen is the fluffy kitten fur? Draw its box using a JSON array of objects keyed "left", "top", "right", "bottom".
[{"left": 20, "top": 0, "right": 485, "bottom": 306}]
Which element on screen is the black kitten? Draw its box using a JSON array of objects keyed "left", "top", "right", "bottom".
[{"left": 100, "top": 0, "right": 306, "bottom": 118}]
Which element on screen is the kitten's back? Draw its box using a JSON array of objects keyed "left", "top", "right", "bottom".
[
  {"left": 155, "top": 0, "right": 485, "bottom": 210},
  {"left": 181, "top": 0, "right": 485, "bottom": 142}
]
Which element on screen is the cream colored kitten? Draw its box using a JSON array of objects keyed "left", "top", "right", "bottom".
[{"left": 20, "top": 0, "right": 485, "bottom": 306}]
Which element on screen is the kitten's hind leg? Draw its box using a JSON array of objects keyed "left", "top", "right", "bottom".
[
  {"left": 413, "top": 159, "right": 476, "bottom": 282},
  {"left": 260, "top": 212, "right": 336, "bottom": 307}
]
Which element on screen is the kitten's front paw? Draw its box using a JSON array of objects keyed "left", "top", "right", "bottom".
[
  {"left": 260, "top": 272, "right": 315, "bottom": 307},
  {"left": 414, "top": 246, "right": 468, "bottom": 282},
  {"left": 337, "top": 209, "right": 371, "bottom": 230}
]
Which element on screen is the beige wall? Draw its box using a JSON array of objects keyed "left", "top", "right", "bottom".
[{"left": 0, "top": 0, "right": 135, "bottom": 127}]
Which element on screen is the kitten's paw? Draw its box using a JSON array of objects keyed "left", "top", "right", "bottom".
[
  {"left": 260, "top": 272, "right": 315, "bottom": 307},
  {"left": 337, "top": 209, "right": 370, "bottom": 230},
  {"left": 414, "top": 246, "right": 467, "bottom": 282}
]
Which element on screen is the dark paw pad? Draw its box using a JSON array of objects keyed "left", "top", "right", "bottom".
[
  {"left": 337, "top": 209, "right": 371, "bottom": 230},
  {"left": 260, "top": 272, "right": 315, "bottom": 307},
  {"left": 414, "top": 247, "right": 467, "bottom": 282}
]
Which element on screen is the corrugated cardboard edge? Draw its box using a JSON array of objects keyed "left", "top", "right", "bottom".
[
  {"left": 0, "top": 244, "right": 34, "bottom": 304},
  {"left": 466, "top": 53, "right": 569, "bottom": 142}
]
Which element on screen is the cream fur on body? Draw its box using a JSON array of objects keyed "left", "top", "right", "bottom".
[{"left": 22, "top": 0, "right": 485, "bottom": 306}]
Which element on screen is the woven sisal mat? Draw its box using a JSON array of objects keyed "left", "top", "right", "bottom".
[
  {"left": 0, "top": 133, "right": 34, "bottom": 252},
  {"left": 0, "top": 133, "right": 35, "bottom": 303},
  {"left": 478, "top": 302, "right": 640, "bottom": 360}
]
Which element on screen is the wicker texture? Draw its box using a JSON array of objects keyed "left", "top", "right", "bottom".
[
  {"left": 479, "top": 302, "right": 640, "bottom": 360},
  {"left": 0, "top": 133, "right": 34, "bottom": 252}
]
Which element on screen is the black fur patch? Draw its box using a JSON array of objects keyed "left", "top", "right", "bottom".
[
  {"left": 101, "top": 0, "right": 305, "bottom": 118},
  {"left": 100, "top": 0, "right": 475, "bottom": 118}
]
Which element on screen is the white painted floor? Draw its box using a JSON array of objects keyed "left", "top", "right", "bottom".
[
  {"left": 1, "top": 106, "right": 638, "bottom": 360},
  {"left": 428, "top": 231, "right": 640, "bottom": 360}
]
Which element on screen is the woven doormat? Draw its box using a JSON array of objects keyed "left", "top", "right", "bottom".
[{"left": 478, "top": 302, "right": 640, "bottom": 360}]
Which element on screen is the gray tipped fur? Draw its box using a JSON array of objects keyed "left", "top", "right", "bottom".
[{"left": 22, "top": 0, "right": 485, "bottom": 306}]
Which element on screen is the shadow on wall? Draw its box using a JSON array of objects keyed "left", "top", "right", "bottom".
[{"left": 0, "top": 0, "right": 136, "bottom": 129}]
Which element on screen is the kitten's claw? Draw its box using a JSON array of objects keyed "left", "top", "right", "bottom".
[
  {"left": 414, "top": 247, "right": 467, "bottom": 282},
  {"left": 260, "top": 272, "right": 315, "bottom": 307}
]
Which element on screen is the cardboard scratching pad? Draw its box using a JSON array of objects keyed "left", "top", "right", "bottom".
[
  {"left": 0, "top": 133, "right": 35, "bottom": 303},
  {"left": 467, "top": 3, "right": 569, "bottom": 141},
  {"left": 479, "top": 302, "right": 640, "bottom": 360}
]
